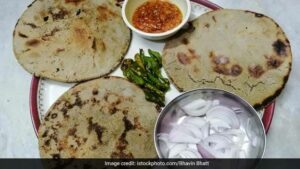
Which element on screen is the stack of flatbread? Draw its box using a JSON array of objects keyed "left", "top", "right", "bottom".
[
  {"left": 163, "top": 9, "right": 292, "bottom": 109},
  {"left": 13, "top": 0, "right": 160, "bottom": 159}
]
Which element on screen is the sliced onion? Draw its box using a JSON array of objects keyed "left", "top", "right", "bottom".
[
  {"left": 187, "top": 144, "right": 198, "bottom": 151},
  {"left": 157, "top": 133, "right": 169, "bottom": 138},
  {"left": 168, "top": 144, "right": 187, "bottom": 158},
  {"left": 182, "top": 99, "right": 206, "bottom": 111},
  {"left": 209, "top": 119, "right": 231, "bottom": 132},
  {"left": 179, "top": 149, "right": 202, "bottom": 158},
  {"left": 221, "top": 129, "right": 246, "bottom": 145},
  {"left": 180, "top": 123, "right": 204, "bottom": 139},
  {"left": 169, "top": 125, "right": 200, "bottom": 143},
  {"left": 171, "top": 122, "right": 203, "bottom": 138},
  {"left": 158, "top": 133, "right": 177, "bottom": 150},
  {"left": 203, "top": 134, "right": 233, "bottom": 150},
  {"left": 176, "top": 116, "right": 187, "bottom": 125},
  {"left": 157, "top": 133, "right": 169, "bottom": 143},
  {"left": 158, "top": 134, "right": 172, "bottom": 157},
  {"left": 221, "top": 129, "right": 244, "bottom": 135},
  {"left": 198, "top": 142, "right": 239, "bottom": 158},
  {"left": 201, "top": 122, "right": 210, "bottom": 138},
  {"left": 222, "top": 146, "right": 240, "bottom": 158},
  {"left": 159, "top": 140, "right": 169, "bottom": 157},
  {"left": 182, "top": 99, "right": 212, "bottom": 116},
  {"left": 206, "top": 106, "right": 240, "bottom": 128},
  {"left": 197, "top": 143, "right": 216, "bottom": 159},
  {"left": 157, "top": 99, "right": 253, "bottom": 159},
  {"left": 183, "top": 116, "right": 206, "bottom": 128}
]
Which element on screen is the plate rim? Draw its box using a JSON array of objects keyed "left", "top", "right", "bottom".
[{"left": 29, "top": 0, "right": 275, "bottom": 137}]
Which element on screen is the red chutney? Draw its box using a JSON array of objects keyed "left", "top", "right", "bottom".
[{"left": 132, "top": 0, "right": 183, "bottom": 33}]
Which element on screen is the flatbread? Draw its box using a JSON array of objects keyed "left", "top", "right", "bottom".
[
  {"left": 163, "top": 9, "right": 292, "bottom": 109},
  {"left": 38, "top": 76, "right": 159, "bottom": 158},
  {"left": 13, "top": 0, "right": 131, "bottom": 82}
]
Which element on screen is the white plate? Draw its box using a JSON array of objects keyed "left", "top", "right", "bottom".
[{"left": 30, "top": 1, "right": 274, "bottom": 136}]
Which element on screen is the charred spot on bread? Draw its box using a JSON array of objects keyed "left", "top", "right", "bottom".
[
  {"left": 266, "top": 57, "right": 283, "bottom": 69},
  {"left": 43, "top": 16, "right": 49, "bottom": 22},
  {"left": 123, "top": 116, "right": 134, "bottom": 131},
  {"left": 245, "top": 10, "right": 264, "bottom": 18},
  {"left": 50, "top": 8, "right": 69, "bottom": 20},
  {"left": 65, "top": 0, "right": 85, "bottom": 6},
  {"left": 182, "top": 38, "right": 189, "bottom": 45},
  {"left": 177, "top": 52, "right": 191, "bottom": 65},
  {"left": 255, "top": 13, "right": 264, "bottom": 17},
  {"left": 68, "top": 128, "right": 77, "bottom": 136},
  {"left": 214, "top": 66, "right": 229, "bottom": 75},
  {"left": 42, "top": 28, "right": 60, "bottom": 41},
  {"left": 92, "top": 89, "right": 98, "bottom": 95},
  {"left": 231, "top": 64, "right": 242, "bottom": 76},
  {"left": 92, "top": 38, "right": 97, "bottom": 50},
  {"left": 248, "top": 65, "right": 265, "bottom": 78},
  {"left": 42, "top": 130, "right": 49, "bottom": 138},
  {"left": 110, "top": 116, "right": 135, "bottom": 158},
  {"left": 273, "top": 39, "right": 287, "bottom": 56},
  {"left": 95, "top": 125, "right": 104, "bottom": 144},
  {"left": 51, "top": 113, "right": 58, "bottom": 119},
  {"left": 73, "top": 95, "right": 83, "bottom": 108},
  {"left": 109, "top": 107, "right": 118, "bottom": 115},
  {"left": 45, "top": 139, "right": 51, "bottom": 146},
  {"left": 212, "top": 16, "right": 216, "bottom": 22},
  {"left": 26, "top": 39, "right": 40, "bottom": 47},
  {"left": 76, "top": 9, "right": 81, "bottom": 16},
  {"left": 18, "top": 32, "right": 28, "bottom": 38},
  {"left": 24, "top": 23, "right": 38, "bottom": 29},
  {"left": 254, "top": 62, "right": 291, "bottom": 109}
]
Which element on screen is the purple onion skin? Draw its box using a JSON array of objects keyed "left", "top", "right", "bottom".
[{"left": 197, "top": 143, "right": 216, "bottom": 159}]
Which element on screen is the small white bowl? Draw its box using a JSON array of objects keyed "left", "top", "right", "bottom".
[{"left": 122, "top": 0, "right": 191, "bottom": 40}]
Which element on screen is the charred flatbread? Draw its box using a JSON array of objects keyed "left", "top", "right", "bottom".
[
  {"left": 163, "top": 9, "right": 292, "bottom": 109},
  {"left": 38, "top": 76, "right": 158, "bottom": 158},
  {"left": 13, "top": 0, "right": 131, "bottom": 82}
]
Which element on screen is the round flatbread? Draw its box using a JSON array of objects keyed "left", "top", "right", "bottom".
[
  {"left": 13, "top": 0, "right": 131, "bottom": 82},
  {"left": 163, "top": 9, "right": 292, "bottom": 109},
  {"left": 38, "top": 76, "right": 159, "bottom": 158}
]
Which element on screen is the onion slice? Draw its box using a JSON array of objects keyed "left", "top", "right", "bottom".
[
  {"left": 179, "top": 149, "right": 202, "bottom": 158},
  {"left": 197, "top": 143, "right": 215, "bottom": 159},
  {"left": 203, "top": 134, "right": 233, "bottom": 150},
  {"left": 206, "top": 106, "right": 240, "bottom": 128},
  {"left": 168, "top": 144, "right": 187, "bottom": 158},
  {"left": 169, "top": 125, "right": 201, "bottom": 143},
  {"left": 182, "top": 99, "right": 212, "bottom": 116},
  {"left": 183, "top": 116, "right": 206, "bottom": 128},
  {"left": 182, "top": 99, "right": 206, "bottom": 111},
  {"left": 201, "top": 122, "right": 210, "bottom": 138},
  {"left": 209, "top": 119, "right": 231, "bottom": 132},
  {"left": 157, "top": 133, "right": 176, "bottom": 150},
  {"left": 180, "top": 123, "right": 204, "bottom": 139}
]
